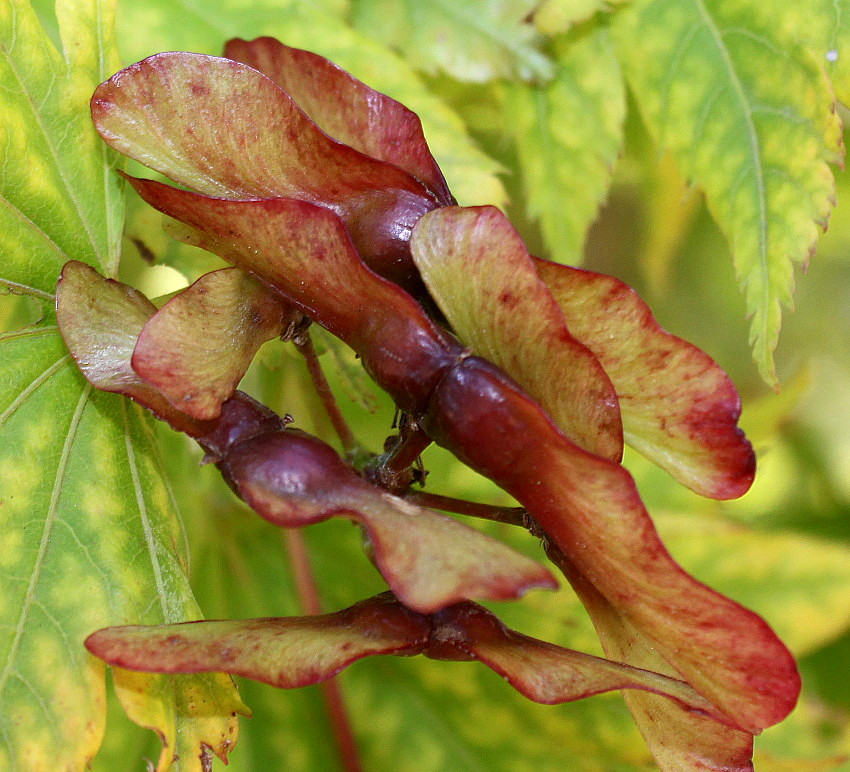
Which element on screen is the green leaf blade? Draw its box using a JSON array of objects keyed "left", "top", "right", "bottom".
[
  {"left": 532, "top": 0, "right": 633, "bottom": 35},
  {"left": 612, "top": 0, "right": 843, "bottom": 384},
  {"left": 502, "top": 26, "right": 626, "bottom": 266},
  {"left": 0, "top": 335, "right": 103, "bottom": 772},
  {"left": 1, "top": 3, "right": 245, "bottom": 768},
  {"left": 0, "top": 327, "right": 244, "bottom": 770},
  {"left": 736, "top": 0, "right": 850, "bottom": 107},
  {"left": 0, "top": 0, "right": 124, "bottom": 291},
  {"left": 351, "top": 0, "right": 553, "bottom": 83}
]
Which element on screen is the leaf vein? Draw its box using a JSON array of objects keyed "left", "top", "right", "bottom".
[
  {"left": 55, "top": 517, "right": 110, "bottom": 587},
  {"left": 657, "top": 19, "right": 704, "bottom": 140},
  {"left": 121, "top": 399, "right": 170, "bottom": 621},
  {"left": 0, "top": 193, "right": 74, "bottom": 273},
  {"left": 0, "top": 275, "right": 56, "bottom": 302},
  {"left": 691, "top": 0, "right": 767, "bottom": 302},
  {"left": 137, "top": 410, "right": 191, "bottom": 571},
  {"left": 0, "top": 382, "right": 92, "bottom": 705},
  {"left": 0, "top": 325, "right": 60, "bottom": 344},
  {"left": 689, "top": 84, "right": 727, "bottom": 150},
  {"left": 720, "top": 26, "right": 787, "bottom": 58},
  {"left": 0, "top": 354, "right": 70, "bottom": 429}
]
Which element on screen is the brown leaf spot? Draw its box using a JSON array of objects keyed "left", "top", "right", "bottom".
[{"left": 498, "top": 291, "right": 519, "bottom": 309}]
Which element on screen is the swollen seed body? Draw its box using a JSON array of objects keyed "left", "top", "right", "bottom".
[
  {"left": 215, "top": 428, "right": 360, "bottom": 525},
  {"left": 359, "top": 313, "right": 463, "bottom": 414},
  {"left": 341, "top": 188, "right": 439, "bottom": 294}
]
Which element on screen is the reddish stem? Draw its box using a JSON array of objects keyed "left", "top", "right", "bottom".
[
  {"left": 402, "top": 490, "right": 529, "bottom": 527},
  {"left": 364, "top": 416, "right": 432, "bottom": 494},
  {"left": 282, "top": 529, "right": 363, "bottom": 772},
  {"left": 294, "top": 330, "right": 358, "bottom": 456}
]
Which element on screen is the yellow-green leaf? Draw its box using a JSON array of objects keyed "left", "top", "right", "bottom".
[
  {"left": 611, "top": 0, "right": 843, "bottom": 385},
  {"left": 533, "top": 0, "right": 632, "bottom": 36},
  {"left": 0, "top": 2, "right": 245, "bottom": 769},
  {"left": 501, "top": 26, "right": 625, "bottom": 266},
  {"left": 0, "top": 0, "right": 123, "bottom": 293},
  {"left": 112, "top": 669, "right": 246, "bottom": 772},
  {"left": 747, "top": 0, "right": 850, "bottom": 106},
  {"left": 350, "top": 0, "right": 553, "bottom": 83},
  {"left": 0, "top": 327, "right": 246, "bottom": 770}
]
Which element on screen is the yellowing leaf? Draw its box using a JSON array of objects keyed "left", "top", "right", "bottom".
[
  {"left": 0, "top": 344, "right": 105, "bottom": 772},
  {"left": 0, "top": 328, "right": 245, "bottom": 771},
  {"left": 501, "top": 26, "right": 625, "bottom": 266},
  {"left": 611, "top": 0, "right": 844, "bottom": 385},
  {"left": 750, "top": 0, "right": 850, "bottom": 106},
  {"left": 0, "top": 2, "right": 245, "bottom": 769},
  {"left": 111, "top": 669, "right": 246, "bottom": 772},
  {"left": 350, "top": 0, "right": 553, "bottom": 83}
]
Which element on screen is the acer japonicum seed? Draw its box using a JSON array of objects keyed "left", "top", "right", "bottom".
[{"left": 55, "top": 35, "right": 805, "bottom": 770}]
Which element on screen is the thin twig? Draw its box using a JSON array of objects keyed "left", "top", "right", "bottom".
[
  {"left": 293, "top": 330, "right": 358, "bottom": 455},
  {"left": 282, "top": 529, "right": 363, "bottom": 772},
  {"left": 403, "top": 490, "right": 529, "bottom": 528}
]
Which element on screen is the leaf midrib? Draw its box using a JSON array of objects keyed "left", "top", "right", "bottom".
[{"left": 690, "top": 0, "right": 768, "bottom": 321}]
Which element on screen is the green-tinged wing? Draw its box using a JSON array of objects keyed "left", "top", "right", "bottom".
[{"left": 110, "top": 0, "right": 506, "bottom": 209}]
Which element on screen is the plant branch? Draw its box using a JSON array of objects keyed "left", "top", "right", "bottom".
[
  {"left": 293, "top": 328, "right": 358, "bottom": 456},
  {"left": 282, "top": 528, "right": 363, "bottom": 772},
  {"left": 402, "top": 490, "right": 529, "bottom": 527}
]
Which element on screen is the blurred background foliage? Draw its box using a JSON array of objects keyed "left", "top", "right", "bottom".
[{"left": 5, "top": 0, "right": 850, "bottom": 769}]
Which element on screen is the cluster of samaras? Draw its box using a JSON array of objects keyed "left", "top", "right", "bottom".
[{"left": 57, "top": 37, "right": 798, "bottom": 770}]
